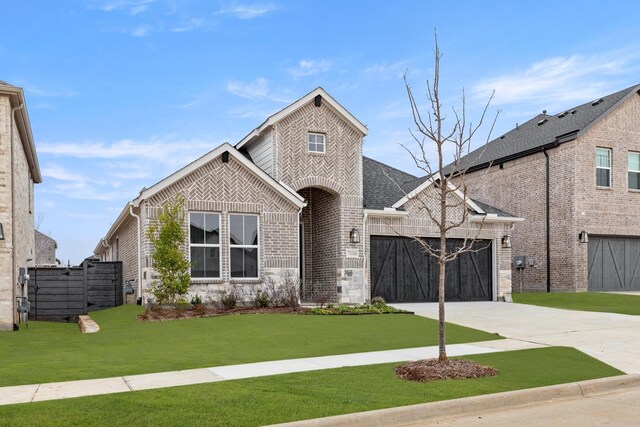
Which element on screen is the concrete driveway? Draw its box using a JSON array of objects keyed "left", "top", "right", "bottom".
[{"left": 393, "top": 302, "right": 640, "bottom": 374}]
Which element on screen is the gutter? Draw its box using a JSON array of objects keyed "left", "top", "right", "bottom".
[
  {"left": 128, "top": 204, "right": 143, "bottom": 303},
  {"left": 10, "top": 102, "right": 24, "bottom": 327}
]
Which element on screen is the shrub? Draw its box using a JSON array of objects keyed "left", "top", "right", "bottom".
[
  {"left": 371, "top": 296, "right": 386, "bottom": 306},
  {"left": 263, "top": 273, "right": 300, "bottom": 307},
  {"left": 220, "top": 288, "right": 239, "bottom": 310},
  {"left": 253, "top": 291, "right": 270, "bottom": 308},
  {"left": 190, "top": 294, "right": 203, "bottom": 305}
]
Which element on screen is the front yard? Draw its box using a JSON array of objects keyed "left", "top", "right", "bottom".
[
  {"left": 513, "top": 292, "right": 640, "bottom": 315},
  {"left": 0, "top": 347, "right": 623, "bottom": 426},
  {"left": 0, "top": 304, "right": 501, "bottom": 386}
]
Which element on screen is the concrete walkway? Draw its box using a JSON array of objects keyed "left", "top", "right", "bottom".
[
  {"left": 0, "top": 338, "right": 542, "bottom": 406},
  {"left": 394, "top": 302, "right": 640, "bottom": 374}
]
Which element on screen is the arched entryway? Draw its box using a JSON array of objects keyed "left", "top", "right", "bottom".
[{"left": 298, "top": 187, "right": 340, "bottom": 303}]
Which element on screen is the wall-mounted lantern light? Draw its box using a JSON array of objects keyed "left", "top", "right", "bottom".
[
  {"left": 0, "top": 223, "right": 4, "bottom": 240},
  {"left": 349, "top": 228, "right": 360, "bottom": 244},
  {"left": 579, "top": 231, "right": 589, "bottom": 243},
  {"left": 502, "top": 234, "right": 511, "bottom": 248}
]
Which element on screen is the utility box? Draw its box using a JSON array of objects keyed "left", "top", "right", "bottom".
[{"left": 513, "top": 256, "right": 526, "bottom": 269}]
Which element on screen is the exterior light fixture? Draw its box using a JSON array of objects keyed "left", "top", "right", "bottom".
[
  {"left": 349, "top": 228, "right": 360, "bottom": 244},
  {"left": 502, "top": 234, "right": 511, "bottom": 248},
  {"left": 0, "top": 223, "right": 4, "bottom": 240},
  {"left": 579, "top": 231, "right": 589, "bottom": 243}
]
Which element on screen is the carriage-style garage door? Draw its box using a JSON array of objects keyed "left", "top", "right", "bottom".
[
  {"left": 370, "top": 236, "right": 493, "bottom": 302},
  {"left": 588, "top": 236, "right": 640, "bottom": 291}
]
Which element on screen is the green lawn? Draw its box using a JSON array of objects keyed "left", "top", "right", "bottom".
[
  {"left": 0, "top": 305, "right": 500, "bottom": 386},
  {"left": 0, "top": 347, "right": 622, "bottom": 427},
  {"left": 513, "top": 292, "right": 640, "bottom": 315}
]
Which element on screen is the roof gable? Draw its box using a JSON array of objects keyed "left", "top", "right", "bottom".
[
  {"left": 135, "top": 142, "right": 305, "bottom": 208},
  {"left": 236, "top": 87, "right": 368, "bottom": 149}
]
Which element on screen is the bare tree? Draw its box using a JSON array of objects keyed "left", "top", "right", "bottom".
[{"left": 400, "top": 33, "right": 498, "bottom": 362}]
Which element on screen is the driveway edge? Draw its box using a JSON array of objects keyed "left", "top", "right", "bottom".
[{"left": 271, "top": 374, "right": 640, "bottom": 427}]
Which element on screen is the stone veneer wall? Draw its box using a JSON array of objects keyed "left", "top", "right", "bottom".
[{"left": 0, "top": 96, "right": 35, "bottom": 330}]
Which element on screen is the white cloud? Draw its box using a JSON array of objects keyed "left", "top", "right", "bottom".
[
  {"left": 131, "top": 24, "right": 152, "bottom": 37},
  {"left": 226, "top": 77, "right": 270, "bottom": 99},
  {"left": 364, "top": 60, "right": 411, "bottom": 79},
  {"left": 171, "top": 18, "right": 206, "bottom": 33},
  {"left": 94, "top": 0, "right": 155, "bottom": 14},
  {"left": 288, "top": 59, "right": 331, "bottom": 78},
  {"left": 41, "top": 165, "right": 86, "bottom": 182},
  {"left": 38, "top": 135, "right": 215, "bottom": 172},
  {"left": 473, "top": 51, "right": 640, "bottom": 111},
  {"left": 218, "top": 4, "right": 277, "bottom": 19}
]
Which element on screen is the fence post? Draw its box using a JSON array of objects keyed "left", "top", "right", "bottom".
[{"left": 83, "top": 261, "right": 88, "bottom": 314}]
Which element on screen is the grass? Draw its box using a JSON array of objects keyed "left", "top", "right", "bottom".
[
  {"left": 0, "top": 305, "right": 500, "bottom": 386},
  {"left": 0, "top": 347, "right": 623, "bottom": 426},
  {"left": 513, "top": 292, "right": 640, "bottom": 315}
]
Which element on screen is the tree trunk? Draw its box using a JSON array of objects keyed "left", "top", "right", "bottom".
[{"left": 438, "top": 255, "right": 447, "bottom": 362}]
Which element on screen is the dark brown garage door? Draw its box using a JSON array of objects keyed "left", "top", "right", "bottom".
[
  {"left": 370, "top": 236, "right": 493, "bottom": 302},
  {"left": 588, "top": 236, "right": 640, "bottom": 291}
]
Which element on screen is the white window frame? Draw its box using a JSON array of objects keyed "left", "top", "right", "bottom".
[
  {"left": 629, "top": 151, "right": 640, "bottom": 190},
  {"left": 189, "top": 212, "right": 222, "bottom": 279},
  {"left": 596, "top": 147, "right": 612, "bottom": 188},
  {"left": 308, "top": 132, "right": 326, "bottom": 153},
  {"left": 229, "top": 213, "right": 260, "bottom": 279}
]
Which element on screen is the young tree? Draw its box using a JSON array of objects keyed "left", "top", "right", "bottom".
[
  {"left": 401, "top": 34, "right": 498, "bottom": 362},
  {"left": 147, "top": 195, "right": 191, "bottom": 304}
]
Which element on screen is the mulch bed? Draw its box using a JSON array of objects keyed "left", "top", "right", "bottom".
[
  {"left": 395, "top": 358, "right": 498, "bottom": 382},
  {"left": 138, "top": 305, "right": 308, "bottom": 321}
]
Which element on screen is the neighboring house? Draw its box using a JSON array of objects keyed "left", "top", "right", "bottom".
[
  {"left": 0, "top": 81, "right": 41, "bottom": 331},
  {"left": 458, "top": 84, "right": 640, "bottom": 292},
  {"left": 95, "top": 88, "right": 521, "bottom": 305},
  {"left": 34, "top": 230, "right": 58, "bottom": 267}
]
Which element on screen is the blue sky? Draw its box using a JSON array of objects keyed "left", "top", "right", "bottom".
[{"left": 3, "top": 0, "right": 640, "bottom": 265}]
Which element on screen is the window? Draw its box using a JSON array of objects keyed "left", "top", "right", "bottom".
[
  {"left": 230, "top": 214, "right": 259, "bottom": 278},
  {"left": 308, "top": 133, "right": 325, "bottom": 153},
  {"left": 189, "top": 212, "right": 220, "bottom": 278},
  {"left": 596, "top": 147, "right": 612, "bottom": 187},
  {"left": 629, "top": 152, "right": 640, "bottom": 190}
]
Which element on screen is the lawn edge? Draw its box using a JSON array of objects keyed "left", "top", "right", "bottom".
[{"left": 270, "top": 374, "right": 640, "bottom": 427}]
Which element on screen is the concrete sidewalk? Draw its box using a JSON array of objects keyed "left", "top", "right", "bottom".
[{"left": 0, "top": 338, "right": 541, "bottom": 406}]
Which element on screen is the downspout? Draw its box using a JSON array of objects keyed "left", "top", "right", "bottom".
[
  {"left": 363, "top": 210, "right": 368, "bottom": 303},
  {"left": 297, "top": 204, "right": 303, "bottom": 302},
  {"left": 10, "top": 102, "right": 24, "bottom": 328},
  {"left": 100, "top": 238, "right": 111, "bottom": 261},
  {"left": 543, "top": 149, "right": 551, "bottom": 293},
  {"left": 128, "top": 204, "right": 142, "bottom": 303}
]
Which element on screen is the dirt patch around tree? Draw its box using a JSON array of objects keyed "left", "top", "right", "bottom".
[
  {"left": 138, "top": 305, "right": 308, "bottom": 321},
  {"left": 395, "top": 358, "right": 498, "bottom": 382}
]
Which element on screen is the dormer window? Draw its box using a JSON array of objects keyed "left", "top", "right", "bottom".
[{"left": 308, "top": 133, "right": 325, "bottom": 153}]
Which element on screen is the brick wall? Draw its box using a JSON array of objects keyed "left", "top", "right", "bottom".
[{"left": 274, "top": 99, "right": 366, "bottom": 303}]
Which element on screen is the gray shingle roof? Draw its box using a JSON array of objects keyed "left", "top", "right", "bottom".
[
  {"left": 452, "top": 84, "right": 640, "bottom": 172},
  {"left": 362, "top": 156, "right": 514, "bottom": 217},
  {"left": 363, "top": 156, "right": 417, "bottom": 210}
]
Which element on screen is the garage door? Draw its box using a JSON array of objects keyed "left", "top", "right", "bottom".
[
  {"left": 588, "top": 236, "right": 640, "bottom": 291},
  {"left": 370, "top": 236, "right": 493, "bottom": 302}
]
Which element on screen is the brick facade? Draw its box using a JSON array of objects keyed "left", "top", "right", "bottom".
[{"left": 465, "top": 92, "right": 640, "bottom": 292}]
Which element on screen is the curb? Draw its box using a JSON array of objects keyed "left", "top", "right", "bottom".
[{"left": 270, "top": 374, "right": 640, "bottom": 427}]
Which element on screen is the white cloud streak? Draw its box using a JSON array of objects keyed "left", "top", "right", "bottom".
[
  {"left": 226, "top": 77, "right": 270, "bottom": 99},
  {"left": 288, "top": 59, "right": 331, "bottom": 78},
  {"left": 218, "top": 4, "right": 277, "bottom": 19}
]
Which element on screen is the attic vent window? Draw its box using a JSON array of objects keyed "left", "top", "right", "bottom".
[
  {"left": 591, "top": 98, "right": 603, "bottom": 106},
  {"left": 558, "top": 111, "right": 569, "bottom": 118},
  {"left": 571, "top": 110, "right": 577, "bottom": 114},
  {"left": 308, "top": 132, "right": 325, "bottom": 153},
  {"left": 537, "top": 119, "right": 548, "bottom": 126},
  {"left": 314, "top": 95, "right": 322, "bottom": 107}
]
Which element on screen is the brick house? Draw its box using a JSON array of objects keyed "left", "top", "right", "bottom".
[
  {"left": 35, "top": 230, "right": 58, "bottom": 267},
  {"left": 0, "top": 81, "right": 41, "bottom": 331},
  {"left": 95, "top": 88, "right": 521, "bottom": 305},
  {"left": 459, "top": 84, "right": 640, "bottom": 292}
]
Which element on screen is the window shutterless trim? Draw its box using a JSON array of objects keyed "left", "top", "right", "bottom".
[
  {"left": 308, "top": 132, "right": 326, "bottom": 153},
  {"left": 229, "top": 213, "right": 260, "bottom": 279},
  {"left": 628, "top": 151, "right": 640, "bottom": 190},
  {"left": 188, "top": 211, "right": 222, "bottom": 279},
  {"left": 595, "top": 147, "right": 612, "bottom": 188}
]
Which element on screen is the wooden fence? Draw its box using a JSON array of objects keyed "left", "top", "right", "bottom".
[{"left": 28, "top": 260, "right": 123, "bottom": 322}]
